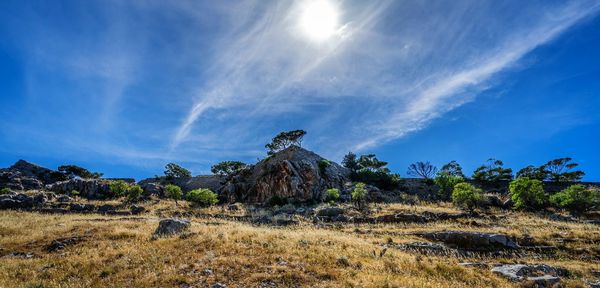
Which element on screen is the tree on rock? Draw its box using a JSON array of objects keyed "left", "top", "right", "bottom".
[
  {"left": 164, "top": 163, "right": 191, "bottom": 179},
  {"left": 472, "top": 158, "right": 513, "bottom": 182},
  {"left": 440, "top": 161, "right": 465, "bottom": 178},
  {"left": 407, "top": 161, "right": 438, "bottom": 179},
  {"left": 58, "top": 165, "right": 103, "bottom": 179},
  {"left": 516, "top": 165, "right": 547, "bottom": 180},
  {"left": 211, "top": 161, "right": 247, "bottom": 176},
  {"left": 543, "top": 157, "right": 584, "bottom": 182},
  {"left": 342, "top": 152, "right": 359, "bottom": 172},
  {"left": 265, "top": 130, "right": 306, "bottom": 155}
]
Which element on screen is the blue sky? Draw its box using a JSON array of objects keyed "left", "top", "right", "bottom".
[{"left": 1, "top": 0, "right": 599, "bottom": 181}]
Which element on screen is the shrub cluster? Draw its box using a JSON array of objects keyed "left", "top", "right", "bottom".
[
  {"left": 550, "top": 185, "right": 599, "bottom": 213},
  {"left": 187, "top": 188, "right": 218, "bottom": 206},
  {"left": 452, "top": 182, "right": 482, "bottom": 211},
  {"left": 434, "top": 172, "right": 464, "bottom": 200},
  {"left": 164, "top": 184, "right": 183, "bottom": 204},
  {"left": 325, "top": 188, "right": 340, "bottom": 202},
  {"left": 352, "top": 182, "right": 368, "bottom": 210},
  {"left": 0, "top": 187, "right": 11, "bottom": 194},
  {"left": 127, "top": 185, "right": 143, "bottom": 202},
  {"left": 509, "top": 177, "right": 546, "bottom": 210},
  {"left": 109, "top": 180, "right": 129, "bottom": 198}
]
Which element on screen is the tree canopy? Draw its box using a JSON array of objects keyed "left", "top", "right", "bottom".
[
  {"left": 164, "top": 163, "right": 191, "bottom": 178},
  {"left": 265, "top": 130, "right": 307, "bottom": 155},
  {"left": 472, "top": 158, "right": 513, "bottom": 182},
  {"left": 407, "top": 161, "right": 438, "bottom": 179},
  {"left": 211, "top": 161, "right": 247, "bottom": 176},
  {"left": 58, "top": 165, "right": 103, "bottom": 179},
  {"left": 440, "top": 161, "right": 465, "bottom": 178}
]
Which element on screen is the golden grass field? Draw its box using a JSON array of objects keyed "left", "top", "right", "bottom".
[{"left": 0, "top": 201, "right": 598, "bottom": 288}]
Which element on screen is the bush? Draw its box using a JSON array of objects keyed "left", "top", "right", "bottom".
[
  {"left": 1, "top": 187, "right": 11, "bottom": 194},
  {"left": 187, "top": 188, "right": 218, "bottom": 206},
  {"left": 69, "top": 190, "right": 80, "bottom": 197},
  {"left": 318, "top": 159, "right": 331, "bottom": 173},
  {"left": 268, "top": 195, "right": 288, "bottom": 206},
  {"left": 325, "top": 188, "right": 340, "bottom": 202},
  {"left": 550, "top": 185, "right": 600, "bottom": 213},
  {"left": 164, "top": 184, "right": 183, "bottom": 204},
  {"left": 434, "top": 172, "right": 464, "bottom": 200},
  {"left": 509, "top": 177, "right": 546, "bottom": 210},
  {"left": 352, "top": 182, "right": 368, "bottom": 210},
  {"left": 452, "top": 183, "right": 482, "bottom": 211},
  {"left": 353, "top": 170, "right": 401, "bottom": 190},
  {"left": 109, "top": 180, "right": 129, "bottom": 198},
  {"left": 127, "top": 185, "right": 143, "bottom": 202}
]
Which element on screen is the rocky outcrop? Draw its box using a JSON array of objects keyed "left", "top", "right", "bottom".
[
  {"left": 421, "top": 231, "right": 518, "bottom": 250},
  {"left": 138, "top": 175, "right": 224, "bottom": 193},
  {"left": 46, "top": 178, "right": 112, "bottom": 199},
  {"left": 220, "top": 146, "right": 350, "bottom": 203},
  {"left": 0, "top": 160, "right": 66, "bottom": 191},
  {"left": 0, "top": 192, "right": 56, "bottom": 209}
]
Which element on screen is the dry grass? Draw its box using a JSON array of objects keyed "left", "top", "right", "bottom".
[{"left": 0, "top": 201, "right": 598, "bottom": 287}]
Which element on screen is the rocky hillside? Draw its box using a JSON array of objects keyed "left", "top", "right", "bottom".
[{"left": 220, "top": 145, "right": 350, "bottom": 203}]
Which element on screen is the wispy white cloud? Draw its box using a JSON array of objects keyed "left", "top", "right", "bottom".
[{"left": 171, "top": 0, "right": 600, "bottom": 158}]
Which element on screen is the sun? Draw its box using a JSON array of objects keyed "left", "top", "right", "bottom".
[{"left": 299, "top": 0, "right": 339, "bottom": 41}]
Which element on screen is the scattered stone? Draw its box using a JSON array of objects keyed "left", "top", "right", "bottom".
[
  {"left": 376, "top": 213, "right": 428, "bottom": 223},
  {"left": 6, "top": 252, "right": 34, "bottom": 259},
  {"left": 98, "top": 204, "right": 117, "bottom": 214},
  {"left": 589, "top": 281, "right": 600, "bottom": 288},
  {"left": 227, "top": 203, "right": 242, "bottom": 211},
  {"left": 211, "top": 283, "right": 226, "bottom": 288},
  {"left": 316, "top": 207, "right": 345, "bottom": 217},
  {"left": 202, "top": 268, "right": 213, "bottom": 275},
  {"left": 395, "top": 242, "right": 452, "bottom": 255},
  {"left": 421, "top": 231, "right": 518, "bottom": 250},
  {"left": 56, "top": 195, "right": 74, "bottom": 203},
  {"left": 47, "top": 237, "right": 82, "bottom": 252},
  {"left": 295, "top": 207, "right": 306, "bottom": 214},
  {"left": 130, "top": 205, "right": 146, "bottom": 215},
  {"left": 491, "top": 264, "right": 568, "bottom": 286},
  {"left": 153, "top": 218, "right": 191, "bottom": 237},
  {"left": 69, "top": 203, "right": 95, "bottom": 212},
  {"left": 459, "top": 262, "right": 489, "bottom": 268}
]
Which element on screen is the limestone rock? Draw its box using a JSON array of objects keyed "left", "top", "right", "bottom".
[
  {"left": 221, "top": 146, "right": 350, "bottom": 203},
  {"left": 491, "top": 264, "right": 567, "bottom": 286},
  {"left": 153, "top": 218, "right": 191, "bottom": 237},
  {"left": 421, "top": 231, "right": 518, "bottom": 250},
  {"left": 47, "top": 178, "right": 112, "bottom": 199}
]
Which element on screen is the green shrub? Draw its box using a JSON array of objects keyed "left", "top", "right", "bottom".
[
  {"left": 325, "top": 188, "right": 340, "bottom": 202},
  {"left": 452, "top": 182, "right": 482, "bottom": 211},
  {"left": 164, "top": 184, "right": 183, "bottom": 204},
  {"left": 187, "top": 188, "right": 218, "bottom": 206},
  {"left": 318, "top": 159, "right": 331, "bottom": 173},
  {"left": 352, "top": 182, "right": 368, "bottom": 210},
  {"left": 353, "top": 170, "right": 401, "bottom": 190},
  {"left": 550, "top": 185, "right": 599, "bottom": 213},
  {"left": 268, "top": 195, "right": 288, "bottom": 206},
  {"left": 509, "top": 177, "right": 546, "bottom": 210},
  {"left": 1, "top": 187, "right": 11, "bottom": 194},
  {"left": 127, "top": 185, "right": 143, "bottom": 202},
  {"left": 109, "top": 180, "right": 129, "bottom": 198},
  {"left": 434, "top": 172, "right": 464, "bottom": 200},
  {"left": 69, "top": 190, "right": 80, "bottom": 197}
]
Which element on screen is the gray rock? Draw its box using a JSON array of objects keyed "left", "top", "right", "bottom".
[
  {"left": 376, "top": 213, "right": 428, "bottom": 223},
  {"left": 47, "top": 178, "right": 112, "bottom": 200},
  {"left": 153, "top": 218, "right": 191, "bottom": 237},
  {"left": 141, "top": 183, "right": 163, "bottom": 196},
  {"left": 98, "top": 204, "right": 117, "bottom": 214},
  {"left": 56, "top": 195, "right": 73, "bottom": 203},
  {"left": 219, "top": 146, "right": 350, "bottom": 203},
  {"left": 459, "top": 262, "right": 489, "bottom": 268},
  {"left": 316, "top": 207, "right": 345, "bottom": 217},
  {"left": 211, "top": 283, "right": 226, "bottom": 288},
  {"left": 130, "top": 205, "right": 146, "bottom": 214},
  {"left": 227, "top": 203, "right": 242, "bottom": 211},
  {"left": 491, "top": 264, "right": 568, "bottom": 286},
  {"left": 70, "top": 203, "right": 95, "bottom": 212},
  {"left": 589, "top": 281, "right": 600, "bottom": 288},
  {"left": 422, "top": 231, "right": 518, "bottom": 250}
]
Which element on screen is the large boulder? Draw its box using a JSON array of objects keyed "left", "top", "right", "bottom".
[
  {"left": 46, "top": 178, "right": 112, "bottom": 199},
  {"left": 421, "top": 231, "right": 518, "bottom": 250},
  {"left": 220, "top": 146, "right": 350, "bottom": 203},
  {"left": 153, "top": 218, "right": 191, "bottom": 237}
]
